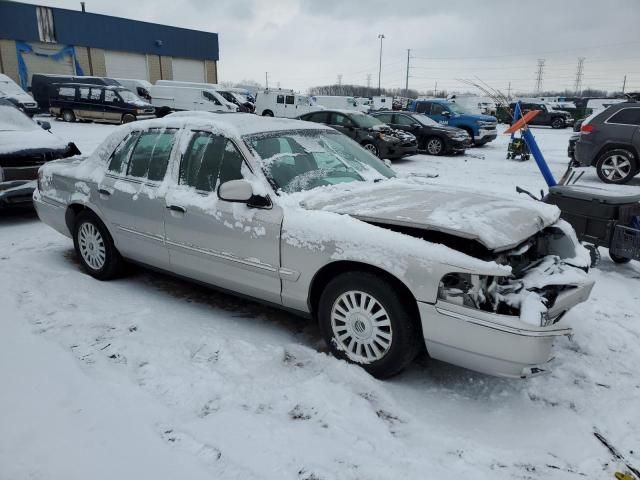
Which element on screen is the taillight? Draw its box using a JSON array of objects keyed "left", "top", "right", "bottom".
[{"left": 581, "top": 124, "right": 595, "bottom": 134}]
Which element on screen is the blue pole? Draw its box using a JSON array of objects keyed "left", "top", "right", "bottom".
[
  {"left": 510, "top": 101, "right": 522, "bottom": 140},
  {"left": 522, "top": 127, "right": 557, "bottom": 187}
]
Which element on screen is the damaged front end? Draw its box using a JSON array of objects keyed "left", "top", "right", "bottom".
[
  {"left": 437, "top": 222, "right": 593, "bottom": 328},
  {"left": 422, "top": 221, "right": 594, "bottom": 378}
]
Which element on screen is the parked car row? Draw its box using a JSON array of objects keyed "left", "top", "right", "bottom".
[{"left": 33, "top": 111, "right": 594, "bottom": 380}]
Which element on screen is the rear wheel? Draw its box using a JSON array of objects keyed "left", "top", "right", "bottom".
[
  {"left": 262, "top": 110, "right": 274, "bottom": 117},
  {"left": 609, "top": 251, "right": 632, "bottom": 264},
  {"left": 62, "top": 109, "right": 76, "bottom": 122},
  {"left": 122, "top": 113, "right": 136, "bottom": 124},
  {"left": 551, "top": 117, "right": 566, "bottom": 129},
  {"left": 318, "top": 271, "right": 421, "bottom": 378},
  {"left": 596, "top": 149, "right": 637, "bottom": 184},
  {"left": 361, "top": 141, "right": 379, "bottom": 157},
  {"left": 73, "top": 211, "right": 123, "bottom": 280},
  {"left": 426, "top": 137, "right": 445, "bottom": 155}
]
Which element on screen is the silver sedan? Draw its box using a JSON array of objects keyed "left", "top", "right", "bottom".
[{"left": 34, "top": 112, "right": 594, "bottom": 379}]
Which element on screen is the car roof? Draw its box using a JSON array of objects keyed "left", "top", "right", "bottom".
[
  {"left": 303, "top": 109, "right": 369, "bottom": 116},
  {"left": 54, "top": 83, "right": 125, "bottom": 90},
  {"left": 161, "top": 111, "right": 334, "bottom": 136}
]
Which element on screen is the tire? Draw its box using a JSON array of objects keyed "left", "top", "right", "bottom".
[
  {"left": 262, "top": 110, "right": 274, "bottom": 117},
  {"left": 73, "top": 211, "right": 123, "bottom": 280},
  {"left": 609, "top": 251, "right": 631, "bottom": 264},
  {"left": 596, "top": 149, "right": 637, "bottom": 184},
  {"left": 122, "top": 113, "right": 136, "bottom": 124},
  {"left": 551, "top": 117, "right": 566, "bottom": 129},
  {"left": 425, "top": 137, "right": 445, "bottom": 156},
  {"left": 318, "top": 271, "right": 421, "bottom": 379},
  {"left": 62, "top": 109, "right": 76, "bottom": 122},
  {"left": 361, "top": 141, "right": 379, "bottom": 157}
]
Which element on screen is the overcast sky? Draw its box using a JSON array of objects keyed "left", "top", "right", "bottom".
[{"left": 38, "top": 0, "right": 640, "bottom": 94}]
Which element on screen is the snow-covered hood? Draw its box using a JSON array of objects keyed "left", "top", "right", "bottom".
[
  {"left": 0, "top": 129, "right": 69, "bottom": 156},
  {"left": 297, "top": 181, "right": 561, "bottom": 252}
]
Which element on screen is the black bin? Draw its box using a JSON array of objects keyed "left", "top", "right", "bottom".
[{"left": 544, "top": 185, "right": 640, "bottom": 248}]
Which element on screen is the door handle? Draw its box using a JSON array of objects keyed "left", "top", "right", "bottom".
[
  {"left": 166, "top": 205, "right": 186, "bottom": 213},
  {"left": 98, "top": 188, "right": 112, "bottom": 197}
]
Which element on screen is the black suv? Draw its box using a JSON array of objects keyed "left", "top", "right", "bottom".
[
  {"left": 371, "top": 111, "right": 471, "bottom": 155},
  {"left": 510, "top": 102, "right": 573, "bottom": 129},
  {"left": 298, "top": 110, "right": 417, "bottom": 159},
  {"left": 574, "top": 101, "right": 640, "bottom": 184}
]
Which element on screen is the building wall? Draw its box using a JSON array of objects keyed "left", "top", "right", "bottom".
[
  {"left": 205, "top": 60, "right": 218, "bottom": 84},
  {"left": 0, "top": 39, "right": 20, "bottom": 84}
]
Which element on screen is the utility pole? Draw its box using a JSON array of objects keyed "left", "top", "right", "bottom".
[
  {"left": 534, "top": 59, "right": 545, "bottom": 94},
  {"left": 366, "top": 74, "right": 372, "bottom": 89},
  {"left": 265, "top": 72, "right": 269, "bottom": 89},
  {"left": 573, "top": 57, "right": 585, "bottom": 96},
  {"left": 337, "top": 74, "right": 342, "bottom": 86},
  {"left": 405, "top": 49, "right": 410, "bottom": 97},
  {"left": 622, "top": 75, "right": 627, "bottom": 94},
  {"left": 507, "top": 82, "right": 512, "bottom": 100},
  {"left": 434, "top": 81, "right": 438, "bottom": 97},
  {"left": 377, "top": 34, "right": 385, "bottom": 95}
]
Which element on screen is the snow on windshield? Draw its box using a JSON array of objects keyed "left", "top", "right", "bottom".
[
  {"left": 246, "top": 130, "right": 394, "bottom": 194},
  {"left": 0, "top": 105, "right": 38, "bottom": 131}
]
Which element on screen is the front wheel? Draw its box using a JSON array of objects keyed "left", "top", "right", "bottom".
[
  {"left": 426, "top": 137, "right": 445, "bottom": 155},
  {"left": 62, "top": 109, "right": 76, "bottom": 122},
  {"left": 551, "top": 117, "right": 566, "bottom": 129},
  {"left": 73, "top": 211, "right": 123, "bottom": 280},
  {"left": 318, "top": 271, "right": 421, "bottom": 378},
  {"left": 361, "top": 141, "right": 379, "bottom": 157},
  {"left": 596, "top": 149, "right": 637, "bottom": 184},
  {"left": 122, "top": 113, "right": 136, "bottom": 124}
]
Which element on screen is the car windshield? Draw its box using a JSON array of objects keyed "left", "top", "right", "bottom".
[
  {"left": 448, "top": 103, "right": 467, "bottom": 114},
  {"left": 351, "top": 113, "right": 385, "bottom": 129},
  {"left": 412, "top": 114, "right": 439, "bottom": 126},
  {"left": 0, "top": 105, "right": 38, "bottom": 131},
  {"left": 246, "top": 130, "right": 395, "bottom": 194},
  {"left": 117, "top": 89, "right": 143, "bottom": 103}
]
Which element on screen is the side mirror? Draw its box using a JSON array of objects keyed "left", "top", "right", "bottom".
[
  {"left": 442, "top": 110, "right": 451, "bottom": 116},
  {"left": 38, "top": 120, "right": 51, "bottom": 130},
  {"left": 218, "top": 179, "right": 254, "bottom": 203}
]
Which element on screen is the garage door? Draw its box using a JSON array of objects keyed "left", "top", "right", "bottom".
[
  {"left": 105, "top": 51, "right": 149, "bottom": 80},
  {"left": 23, "top": 42, "right": 75, "bottom": 86},
  {"left": 172, "top": 58, "right": 205, "bottom": 83}
]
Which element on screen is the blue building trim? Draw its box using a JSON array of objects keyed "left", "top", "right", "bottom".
[{"left": 0, "top": 2, "right": 219, "bottom": 61}]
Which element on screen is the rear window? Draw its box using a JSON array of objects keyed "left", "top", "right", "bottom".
[{"left": 127, "top": 129, "right": 178, "bottom": 181}]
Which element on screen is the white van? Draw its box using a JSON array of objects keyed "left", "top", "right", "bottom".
[
  {"left": 0, "top": 73, "right": 39, "bottom": 116},
  {"left": 155, "top": 80, "right": 243, "bottom": 111},
  {"left": 312, "top": 95, "right": 364, "bottom": 112},
  {"left": 254, "top": 89, "right": 322, "bottom": 118},
  {"left": 371, "top": 96, "right": 392, "bottom": 111},
  {"left": 148, "top": 85, "right": 238, "bottom": 116},
  {"left": 114, "top": 78, "right": 153, "bottom": 101}
]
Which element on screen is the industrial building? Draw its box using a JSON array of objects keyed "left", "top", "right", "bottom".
[{"left": 0, "top": 1, "right": 219, "bottom": 89}]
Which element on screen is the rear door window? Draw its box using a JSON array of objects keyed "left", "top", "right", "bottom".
[
  {"left": 607, "top": 108, "right": 640, "bottom": 126},
  {"left": 375, "top": 113, "right": 394, "bottom": 124},
  {"left": 395, "top": 115, "right": 415, "bottom": 126},
  {"left": 179, "top": 132, "right": 225, "bottom": 192},
  {"left": 79, "top": 87, "right": 90, "bottom": 100},
  {"left": 127, "top": 128, "right": 178, "bottom": 181},
  {"left": 285, "top": 95, "right": 295, "bottom": 105},
  {"left": 304, "top": 111, "right": 329, "bottom": 123}
]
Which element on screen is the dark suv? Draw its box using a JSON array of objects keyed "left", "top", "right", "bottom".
[
  {"left": 298, "top": 110, "right": 417, "bottom": 160},
  {"left": 510, "top": 102, "right": 573, "bottom": 129},
  {"left": 574, "top": 102, "right": 640, "bottom": 184},
  {"left": 371, "top": 111, "right": 471, "bottom": 155}
]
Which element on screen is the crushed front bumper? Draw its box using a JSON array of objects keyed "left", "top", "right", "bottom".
[{"left": 418, "top": 278, "right": 595, "bottom": 378}]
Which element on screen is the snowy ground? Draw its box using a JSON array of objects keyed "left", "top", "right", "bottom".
[{"left": 1, "top": 118, "right": 640, "bottom": 480}]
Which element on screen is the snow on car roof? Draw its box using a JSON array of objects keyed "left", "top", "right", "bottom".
[{"left": 163, "top": 111, "right": 333, "bottom": 136}]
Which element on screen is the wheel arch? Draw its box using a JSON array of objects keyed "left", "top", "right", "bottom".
[
  {"left": 307, "top": 260, "right": 423, "bottom": 335},
  {"left": 65, "top": 203, "right": 115, "bottom": 242},
  {"left": 594, "top": 142, "right": 638, "bottom": 166}
]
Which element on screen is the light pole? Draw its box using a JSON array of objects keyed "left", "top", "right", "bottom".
[{"left": 377, "top": 34, "right": 385, "bottom": 95}]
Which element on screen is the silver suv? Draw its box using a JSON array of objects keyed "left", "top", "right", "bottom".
[
  {"left": 34, "top": 112, "right": 593, "bottom": 379},
  {"left": 575, "top": 101, "right": 640, "bottom": 184}
]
